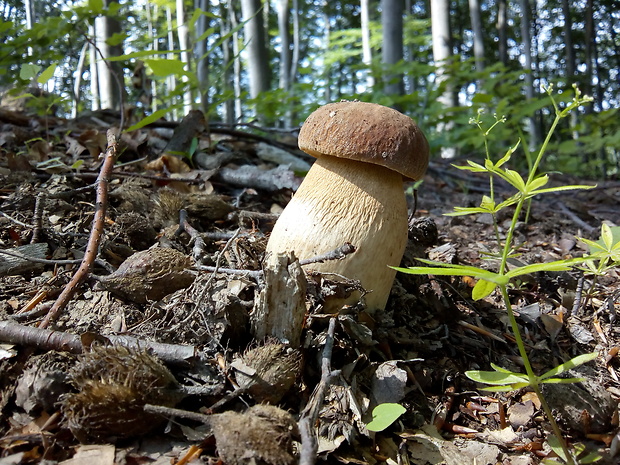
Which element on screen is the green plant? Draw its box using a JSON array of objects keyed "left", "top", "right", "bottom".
[
  {"left": 394, "top": 85, "right": 602, "bottom": 465},
  {"left": 577, "top": 224, "right": 620, "bottom": 307},
  {"left": 366, "top": 403, "right": 406, "bottom": 432}
]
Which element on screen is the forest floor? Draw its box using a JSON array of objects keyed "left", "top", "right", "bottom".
[{"left": 0, "top": 108, "right": 619, "bottom": 465}]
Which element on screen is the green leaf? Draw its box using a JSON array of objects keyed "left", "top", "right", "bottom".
[
  {"left": 144, "top": 58, "right": 186, "bottom": 77},
  {"left": 366, "top": 403, "right": 407, "bottom": 432},
  {"left": 526, "top": 184, "right": 595, "bottom": 196},
  {"left": 479, "top": 195, "right": 496, "bottom": 211},
  {"left": 106, "top": 32, "right": 127, "bottom": 46},
  {"left": 465, "top": 370, "right": 529, "bottom": 385},
  {"left": 495, "top": 141, "right": 520, "bottom": 167},
  {"left": 472, "top": 279, "right": 497, "bottom": 300},
  {"left": 125, "top": 107, "right": 179, "bottom": 132},
  {"left": 539, "top": 352, "right": 598, "bottom": 380},
  {"left": 601, "top": 223, "right": 614, "bottom": 250},
  {"left": 489, "top": 363, "right": 514, "bottom": 374},
  {"left": 89, "top": 0, "right": 104, "bottom": 13},
  {"left": 501, "top": 168, "right": 526, "bottom": 191},
  {"left": 37, "top": 63, "right": 57, "bottom": 84},
  {"left": 541, "top": 377, "right": 586, "bottom": 384},
  {"left": 20, "top": 63, "right": 41, "bottom": 80},
  {"left": 527, "top": 174, "right": 549, "bottom": 192},
  {"left": 504, "top": 257, "right": 587, "bottom": 279},
  {"left": 445, "top": 206, "right": 494, "bottom": 216}
]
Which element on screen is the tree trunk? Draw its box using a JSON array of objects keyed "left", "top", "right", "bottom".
[
  {"left": 195, "top": 0, "right": 209, "bottom": 115},
  {"left": 220, "top": 2, "right": 235, "bottom": 125},
  {"left": 519, "top": 0, "right": 540, "bottom": 149},
  {"left": 89, "top": 24, "right": 100, "bottom": 111},
  {"left": 94, "top": 0, "right": 123, "bottom": 111},
  {"left": 431, "top": 0, "right": 457, "bottom": 158},
  {"left": 561, "top": 0, "right": 577, "bottom": 137},
  {"left": 146, "top": 1, "right": 158, "bottom": 111},
  {"left": 497, "top": 0, "right": 508, "bottom": 65},
  {"left": 176, "top": 0, "right": 193, "bottom": 115},
  {"left": 361, "top": 0, "right": 374, "bottom": 89},
  {"left": 72, "top": 40, "right": 89, "bottom": 117},
  {"left": 166, "top": 6, "right": 178, "bottom": 120},
  {"left": 381, "top": 0, "right": 405, "bottom": 103},
  {"left": 229, "top": 2, "right": 243, "bottom": 121},
  {"left": 240, "top": 0, "right": 271, "bottom": 100},
  {"left": 468, "top": 0, "right": 484, "bottom": 75},
  {"left": 277, "top": 0, "right": 291, "bottom": 93}
]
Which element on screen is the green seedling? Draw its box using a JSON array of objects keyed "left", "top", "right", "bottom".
[
  {"left": 366, "top": 403, "right": 407, "bottom": 432},
  {"left": 394, "top": 85, "right": 599, "bottom": 465}
]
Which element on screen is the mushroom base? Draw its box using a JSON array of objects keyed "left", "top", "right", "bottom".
[{"left": 265, "top": 155, "right": 408, "bottom": 312}]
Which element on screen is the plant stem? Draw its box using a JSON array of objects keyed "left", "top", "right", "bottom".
[{"left": 500, "top": 285, "right": 575, "bottom": 465}]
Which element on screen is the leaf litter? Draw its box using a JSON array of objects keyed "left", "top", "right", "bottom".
[{"left": 0, "top": 108, "right": 619, "bottom": 464}]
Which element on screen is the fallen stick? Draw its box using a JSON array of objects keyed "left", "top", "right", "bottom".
[
  {"left": 0, "top": 320, "right": 199, "bottom": 366},
  {"left": 40, "top": 130, "right": 119, "bottom": 329}
]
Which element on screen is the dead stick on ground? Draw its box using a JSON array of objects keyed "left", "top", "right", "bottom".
[
  {"left": 299, "top": 317, "right": 340, "bottom": 465},
  {"left": 40, "top": 129, "right": 119, "bottom": 329}
]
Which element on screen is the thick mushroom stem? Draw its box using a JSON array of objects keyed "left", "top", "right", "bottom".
[{"left": 265, "top": 154, "right": 408, "bottom": 312}]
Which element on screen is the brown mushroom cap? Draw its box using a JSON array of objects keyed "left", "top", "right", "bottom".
[{"left": 298, "top": 101, "right": 430, "bottom": 180}]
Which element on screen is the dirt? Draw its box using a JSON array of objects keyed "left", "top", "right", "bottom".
[{"left": 0, "top": 108, "right": 619, "bottom": 465}]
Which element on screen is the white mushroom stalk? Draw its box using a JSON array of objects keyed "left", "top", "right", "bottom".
[{"left": 265, "top": 101, "right": 429, "bottom": 312}]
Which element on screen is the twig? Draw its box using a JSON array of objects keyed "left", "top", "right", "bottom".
[
  {"left": 570, "top": 273, "right": 585, "bottom": 316},
  {"left": 0, "top": 211, "right": 30, "bottom": 228},
  {"left": 0, "top": 320, "right": 199, "bottom": 366},
  {"left": 176, "top": 209, "right": 207, "bottom": 263},
  {"left": 30, "top": 191, "right": 46, "bottom": 244},
  {"left": 0, "top": 249, "right": 82, "bottom": 266},
  {"left": 194, "top": 264, "right": 262, "bottom": 280},
  {"left": 40, "top": 130, "right": 119, "bottom": 329},
  {"left": 299, "top": 243, "right": 356, "bottom": 266},
  {"left": 298, "top": 317, "right": 340, "bottom": 465},
  {"left": 554, "top": 201, "right": 597, "bottom": 235},
  {"left": 182, "top": 229, "right": 242, "bottom": 325},
  {"left": 144, "top": 403, "right": 212, "bottom": 424}
]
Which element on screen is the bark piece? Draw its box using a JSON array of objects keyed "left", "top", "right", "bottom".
[{"left": 252, "top": 252, "right": 306, "bottom": 347}]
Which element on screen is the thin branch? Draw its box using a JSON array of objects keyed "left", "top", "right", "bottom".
[
  {"left": 298, "top": 317, "right": 340, "bottom": 465},
  {"left": 40, "top": 130, "right": 119, "bottom": 329}
]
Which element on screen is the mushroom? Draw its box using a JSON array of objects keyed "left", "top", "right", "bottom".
[{"left": 265, "top": 101, "right": 430, "bottom": 312}]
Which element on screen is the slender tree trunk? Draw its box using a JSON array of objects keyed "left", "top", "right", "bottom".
[
  {"left": 176, "top": 0, "right": 193, "bottom": 115},
  {"left": 94, "top": 0, "right": 123, "bottom": 111},
  {"left": 519, "top": 0, "right": 540, "bottom": 149},
  {"left": 221, "top": 2, "right": 235, "bottom": 124},
  {"left": 89, "top": 24, "right": 100, "bottom": 111},
  {"left": 361, "top": 0, "right": 374, "bottom": 89},
  {"left": 195, "top": 0, "right": 209, "bottom": 114},
  {"left": 497, "top": 0, "right": 508, "bottom": 65},
  {"left": 290, "top": 0, "right": 299, "bottom": 91},
  {"left": 277, "top": 0, "right": 291, "bottom": 92},
  {"left": 146, "top": 1, "right": 158, "bottom": 111},
  {"left": 240, "top": 0, "right": 271, "bottom": 100},
  {"left": 72, "top": 40, "right": 88, "bottom": 117},
  {"left": 382, "top": 0, "right": 405, "bottom": 103},
  {"left": 229, "top": 2, "right": 243, "bottom": 121},
  {"left": 468, "top": 0, "right": 484, "bottom": 75},
  {"left": 584, "top": 0, "right": 594, "bottom": 112},
  {"left": 561, "top": 0, "right": 577, "bottom": 137},
  {"left": 323, "top": 3, "right": 331, "bottom": 102},
  {"left": 431, "top": 0, "right": 457, "bottom": 158},
  {"left": 166, "top": 6, "right": 177, "bottom": 120},
  {"left": 24, "top": 0, "right": 34, "bottom": 56}
]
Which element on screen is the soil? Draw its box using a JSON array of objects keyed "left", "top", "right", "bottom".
[{"left": 0, "top": 108, "right": 619, "bottom": 465}]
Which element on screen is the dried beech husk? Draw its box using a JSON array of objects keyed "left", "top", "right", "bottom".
[
  {"left": 211, "top": 404, "right": 298, "bottom": 465},
  {"left": 61, "top": 345, "right": 182, "bottom": 442},
  {"left": 233, "top": 342, "right": 301, "bottom": 404},
  {"left": 96, "top": 247, "right": 195, "bottom": 303}
]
